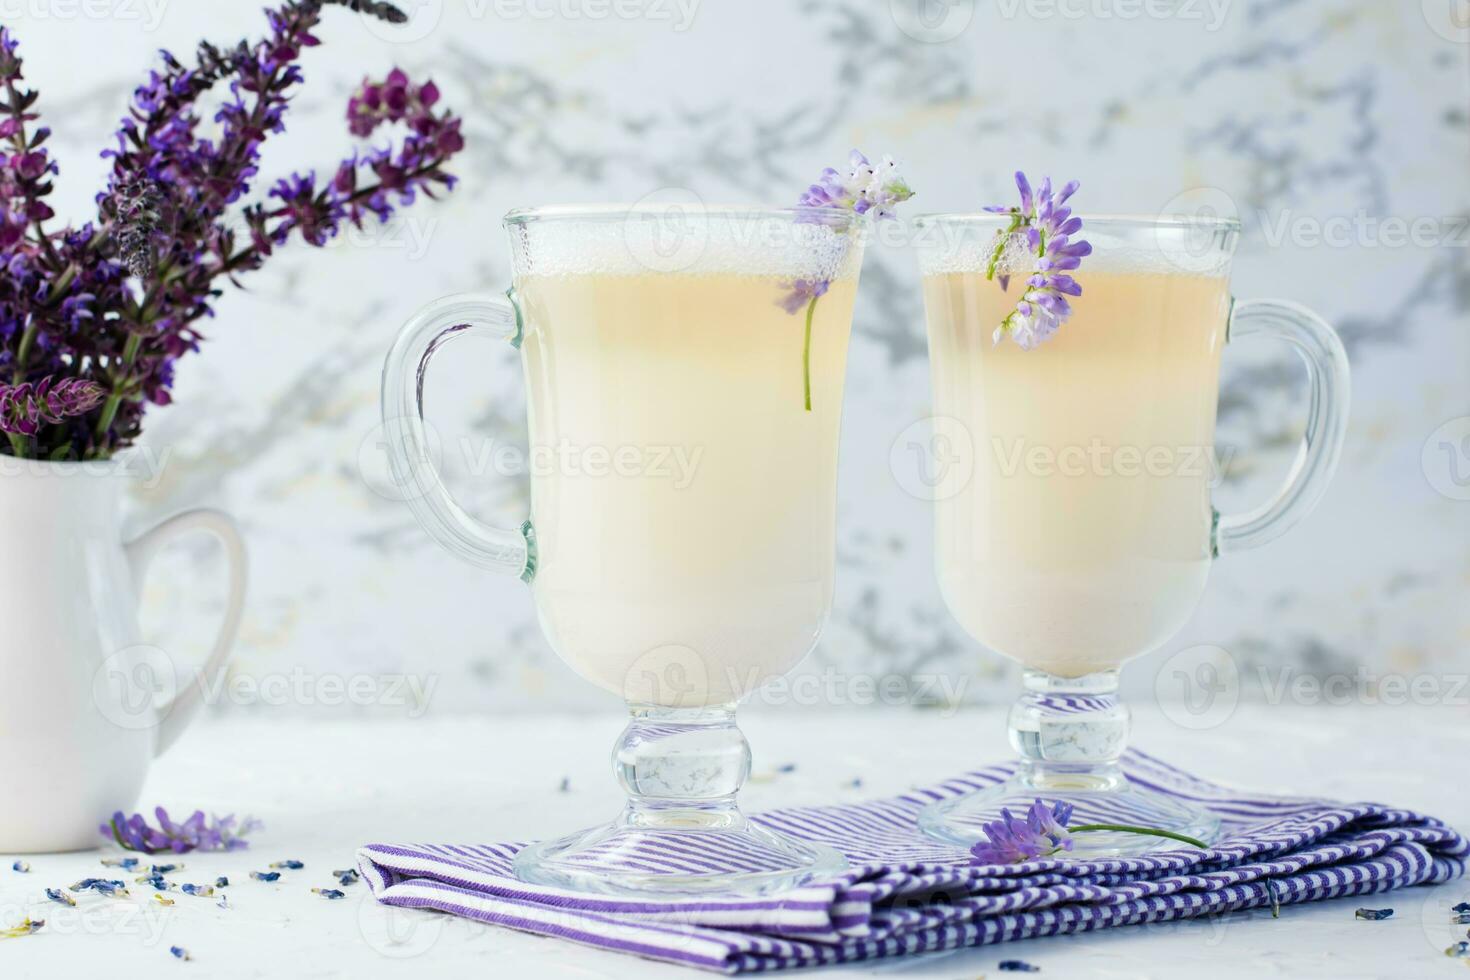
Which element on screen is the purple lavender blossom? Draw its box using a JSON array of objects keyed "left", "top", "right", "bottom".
[
  {"left": 777, "top": 278, "right": 829, "bottom": 315},
  {"left": 798, "top": 149, "right": 914, "bottom": 219},
  {"left": 784, "top": 150, "right": 915, "bottom": 316},
  {"left": 968, "top": 799, "right": 1075, "bottom": 865},
  {"left": 783, "top": 149, "right": 914, "bottom": 410},
  {"left": 985, "top": 171, "right": 1092, "bottom": 350},
  {"left": 102, "top": 807, "right": 261, "bottom": 855}
]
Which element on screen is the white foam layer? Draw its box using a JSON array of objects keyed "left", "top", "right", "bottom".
[
  {"left": 914, "top": 219, "right": 1236, "bottom": 278},
  {"left": 507, "top": 210, "right": 865, "bottom": 280}
]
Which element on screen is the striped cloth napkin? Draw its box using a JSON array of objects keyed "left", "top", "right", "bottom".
[{"left": 357, "top": 750, "right": 1467, "bottom": 973}]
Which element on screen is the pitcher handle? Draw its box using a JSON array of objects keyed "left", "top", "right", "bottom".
[
  {"left": 380, "top": 291, "right": 534, "bottom": 580},
  {"left": 125, "top": 509, "right": 248, "bottom": 756},
  {"left": 1213, "top": 298, "right": 1351, "bottom": 555}
]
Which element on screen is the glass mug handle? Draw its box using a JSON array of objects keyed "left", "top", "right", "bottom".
[
  {"left": 379, "top": 291, "right": 535, "bottom": 581},
  {"left": 1213, "top": 298, "right": 1351, "bottom": 556}
]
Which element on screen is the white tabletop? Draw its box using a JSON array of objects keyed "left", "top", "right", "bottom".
[{"left": 4, "top": 703, "right": 1466, "bottom": 979}]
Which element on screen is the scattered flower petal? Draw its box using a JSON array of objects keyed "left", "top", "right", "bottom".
[
  {"left": 269, "top": 860, "right": 304, "bottom": 870},
  {"left": 999, "top": 961, "right": 1040, "bottom": 973},
  {"left": 333, "top": 869, "right": 360, "bottom": 887},
  {"left": 215, "top": 876, "right": 229, "bottom": 889},
  {"left": 0, "top": 917, "right": 44, "bottom": 939},
  {"left": 181, "top": 884, "right": 214, "bottom": 898},
  {"left": 170, "top": 945, "right": 191, "bottom": 961},
  {"left": 250, "top": 871, "right": 281, "bottom": 883},
  {"left": 153, "top": 894, "right": 175, "bottom": 907},
  {"left": 1355, "top": 908, "right": 1394, "bottom": 921},
  {"left": 44, "top": 888, "right": 75, "bottom": 907},
  {"left": 312, "top": 888, "right": 346, "bottom": 900},
  {"left": 71, "top": 878, "right": 129, "bottom": 897}
]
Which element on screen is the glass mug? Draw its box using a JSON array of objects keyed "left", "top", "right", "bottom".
[
  {"left": 910, "top": 213, "right": 1349, "bottom": 853},
  {"left": 381, "top": 204, "right": 867, "bottom": 894}
]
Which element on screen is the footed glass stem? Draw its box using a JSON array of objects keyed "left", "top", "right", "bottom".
[
  {"left": 514, "top": 705, "right": 845, "bottom": 895},
  {"left": 919, "top": 669, "right": 1219, "bottom": 857}
]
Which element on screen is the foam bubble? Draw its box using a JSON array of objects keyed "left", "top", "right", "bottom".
[{"left": 507, "top": 209, "right": 865, "bottom": 281}]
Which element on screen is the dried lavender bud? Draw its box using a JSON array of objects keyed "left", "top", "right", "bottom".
[
  {"left": 44, "top": 889, "right": 75, "bottom": 907},
  {"left": 323, "top": 0, "right": 408, "bottom": 23},
  {"left": 108, "top": 177, "right": 163, "bottom": 278}
]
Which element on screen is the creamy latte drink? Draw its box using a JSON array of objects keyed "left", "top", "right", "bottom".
[
  {"left": 516, "top": 271, "right": 858, "bottom": 703},
  {"left": 922, "top": 268, "right": 1230, "bottom": 676}
]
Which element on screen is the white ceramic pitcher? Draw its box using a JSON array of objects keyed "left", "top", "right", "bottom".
[{"left": 0, "top": 459, "right": 246, "bottom": 852}]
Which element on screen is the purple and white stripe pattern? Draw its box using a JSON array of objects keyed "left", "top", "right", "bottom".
[{"left": 358, "top": 750, "right": 1466, "bottom": 973}]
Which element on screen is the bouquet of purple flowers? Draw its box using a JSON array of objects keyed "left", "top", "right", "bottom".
[{"left": 0, "top": 0, "right": 464, "bottom": 460}]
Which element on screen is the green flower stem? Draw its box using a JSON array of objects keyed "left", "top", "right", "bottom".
[
  {"left": 93, "top": 331, "right": 144, "bottom": 443},
  {"left": 985, "top": 214, "right": 1023, "bottom": 282},
  {"left": 802, "top": 295, "right": 818, "bottom": 412},
  {"left": 1071, "top": 824, "right": 1209, "bottom": 849}
]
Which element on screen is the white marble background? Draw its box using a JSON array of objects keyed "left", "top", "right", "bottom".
[{"left": 12, "top": 0, "right": 1467, "bottom": 717}]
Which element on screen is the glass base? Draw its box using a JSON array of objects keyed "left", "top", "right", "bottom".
[
  {"left": 918, "top": 768, "right": 1220, "bottom": 857},
  {"left": 515, "top": 804, "right": 846, "bottom": 896},
  {"left": 918, "top": 668, "right": 1220, "bottom": 858},
  {"left": 513, "top": 704, "right": 846, "bottom": 896}
]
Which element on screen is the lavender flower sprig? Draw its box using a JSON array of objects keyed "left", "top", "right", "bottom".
[
  {"left": 983, "top": 172, "right": 1092, "bottom": 350},
  {"left": 0, "top": 0, "right": 465, "bottom": 461},
  {"left": 102, "top": 807, "right": 261, "bottom": 855},
  {"left": 968, "top": 798, "right": 1207, "bottom": 865},
  {"left": 785, "top": 149, "right": 914, "bottom": 411}
]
